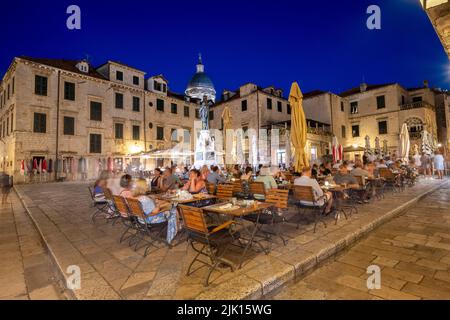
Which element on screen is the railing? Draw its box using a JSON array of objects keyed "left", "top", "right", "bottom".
[
  {"left": 400, "top": 101, "right": 434, "bottom": 111},
  {"left": 307, "top": 127, "right": 333, "bottom": 136}
]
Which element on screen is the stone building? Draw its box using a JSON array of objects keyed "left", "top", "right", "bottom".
[
  {"left": 421, "top": 0, "right": 450, "bottom": 58},
  {"left": 0, "top": 56, "right": 200, "bottom": 182},
  {"left": 338, "top": 82, "right": 447, "bottom": 159},
  {"left": 209, "top": 83, "right": 333, "bottom": 165}
]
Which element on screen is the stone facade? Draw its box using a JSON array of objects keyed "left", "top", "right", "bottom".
[
  {"left": 340, "top": 83, "right": 444, "bottom": 159},
  {"left": 0, "top": 57, "right": 199, "bottom": 182},
  {"left": 209, "top": 84, "right": 333, "bottom": 165}
]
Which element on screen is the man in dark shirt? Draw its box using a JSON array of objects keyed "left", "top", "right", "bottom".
[{"left": 333, "top": 164, "right": 358, "bottom": 187}]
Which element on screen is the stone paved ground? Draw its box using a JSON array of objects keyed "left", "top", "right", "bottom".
[
  {"left": 270, "top": 184, "right": 450, "bottom": 300},
  {"left": 13, "top": 178, "right": 448, "bottom": 300},
  {"left": 0, "top": 192, "right": 66, "bottom": 300}
]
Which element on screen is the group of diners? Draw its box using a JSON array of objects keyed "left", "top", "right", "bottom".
[{"left": 91, "top": 153, "right": 429, "bottom": 246}]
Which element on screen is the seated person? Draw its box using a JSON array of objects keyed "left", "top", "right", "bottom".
[
  {"left": 333, "top": 164, "right": 359, "bottom": 188},
  {"left": 377, "top": 159, "right": 388, "bottom": 168},
  {"left": 119, "top": 174, "right": 133, "bottom": 198},
  {"left": 294, "top": 167, "right": 333, "bottom": 214},
  {"left": 160, "top": 167, "right": 178, "bottom": 192},
  {"left": 322, "top": 162, "right": 332, "bottom": 176},
  {"left": 150, "top": 168, "right": 162, "bottom": 189},
  {"left": 207, "top": 166, "right": 226, "bottom": 185},
  {"left": 351, "top": 161, "right": 370, "bottom": 179},
  {"left": 254, "top": 166, "right": 278, "bottom": 200},
  {"left": 200, "top": 165, "right": 210, "bottom": 181},
  {"left": 366, "top": 161, "right": 376, "bottom": 177},
  {"left": 241, "top": 167, "right": 253, "bottom": 181},
  {"left": 182, "top": 169, "right": 207, "bottom": 194},
  {"left": 130, "top": 179, "right": 178, "bottom": 245},
  {"left": 232, "top": 165, "right": 242, "bottom": 179},
  {"left": 181, "top": 167, "right": 190, "bottom": 180},
  {"left": 311, "top": 164, "right": 319, "bottom": 179},
  {"left": 93, "top": 177, "right": 107, "bottom": 201},
  {"left": 335, "top": 164, "right": 369, "bottom": 202}
]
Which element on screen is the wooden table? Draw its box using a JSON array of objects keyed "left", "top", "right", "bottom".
[
  {"left": 203, "top": 200, "right": 274, "bottom": 268},
  {"left": 202, "top": 201, "right": 272, "bottom": 216},
  {"left": 154, "top": 193, "right": 217, "bottom": 205}
]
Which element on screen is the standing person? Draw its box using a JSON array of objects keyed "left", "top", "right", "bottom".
[
  {"left": 119, "top": 174, "right": 134, "bottom": 198},
  {"left": 0, "top": 173, "right": 12, "bottom": 205},
  {"left": 433, "top": 151, "right": 445, "bottom": 180},
  {"left": 420, "top": 152, "right": 431, "bottom": 178},
  {"left": 413, "top": 152, "right": 422, "bottom": 168}
]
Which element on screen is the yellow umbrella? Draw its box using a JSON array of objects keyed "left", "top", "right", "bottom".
[{"left": 289, "top": 82, "right": 309, "bottom": 171}]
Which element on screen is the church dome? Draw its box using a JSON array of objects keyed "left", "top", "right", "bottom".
[{"left": 185, "top": 54, "right": 216, "bottom": 102}]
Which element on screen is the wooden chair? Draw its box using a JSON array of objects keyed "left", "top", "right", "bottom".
[
  {"left": 178, "top": 205, "right": 239, "bottom": 286},
  {"left": 231, "top": 179, "right": 244, "bottom": 194},
  {"left": 125, "top": 198, "right": 169, "bottom": 256},
  {"left": 112, "top": 195, "right": 137, "bottom": 245},
  {"left": 379, "top": 168, "right": 400, "bottom": 193},
  {"left": 292, "top": 186, "right": 328, "bottom": 233},
  {"left": 265, "top": 189, "right": 289, "bottom": 211},
  {"left": 249, "top": 182, "right": 267, "bottom": 200},
  {"left": 102, "top": 188, "right": 121, "bottom": 225},
  {"left": 205, "top": 182, "right": 216, "bottom": 195},
  {"left": 216, "top": 184, "right": 234, "bottom": 199},
  {"left": 88, "top": 186, "right": 108, "bottom": 222},
  {"left": 350, "top": 175, "right": 370, "bottom": 204},
  {"left": 244, "top": 189, "right": 290, "bottom": 249}
]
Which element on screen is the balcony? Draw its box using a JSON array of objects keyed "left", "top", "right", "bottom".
[
  {"left": 400, "top": 101, "right": 435, "bottom": 111},
  {"left": 307, "top": 127, "right": 333, "bottom": 137}
]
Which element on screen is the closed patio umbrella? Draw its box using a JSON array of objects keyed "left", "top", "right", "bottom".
[
  {"left": 285, "top": 129, "right": 292, "bottom": 167},
  {"left": 289, "top": 82, "right": 309, "bottom": 171},
  {"left": 332, "top": 136, "right": 341, "bottom": 163},
  {"left": 365, "top": 135, "right": 371, "bottom": 152},
  {"left": 399, "top": 123, "right": 410, "bottom": 163},
  {"left": 383, "top": 140, "right": 388, "bottom": 156},
  {"left": 249, "top": 132, "right": 258, "bottom": 166},
  {"left": 222, "top": 107, "right": 233, "bottom": 150},
  {"left": 42, "top": 159, "right": 47, "bottom": 172},
  {"left": 236, "top": 130, "right": 245, "bottom": 165}
]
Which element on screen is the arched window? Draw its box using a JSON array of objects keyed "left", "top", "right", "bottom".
[{"left": 405, "top": 117, "right": 424, "bottom": 133}]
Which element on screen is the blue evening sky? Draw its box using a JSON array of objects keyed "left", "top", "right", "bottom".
[{"left": 1, "top": 0, "right": 449, "bottom": 96}]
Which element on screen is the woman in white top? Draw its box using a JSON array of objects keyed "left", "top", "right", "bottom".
[{"left": 433, "top": 151, "right": 445, "bottom": 179}]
